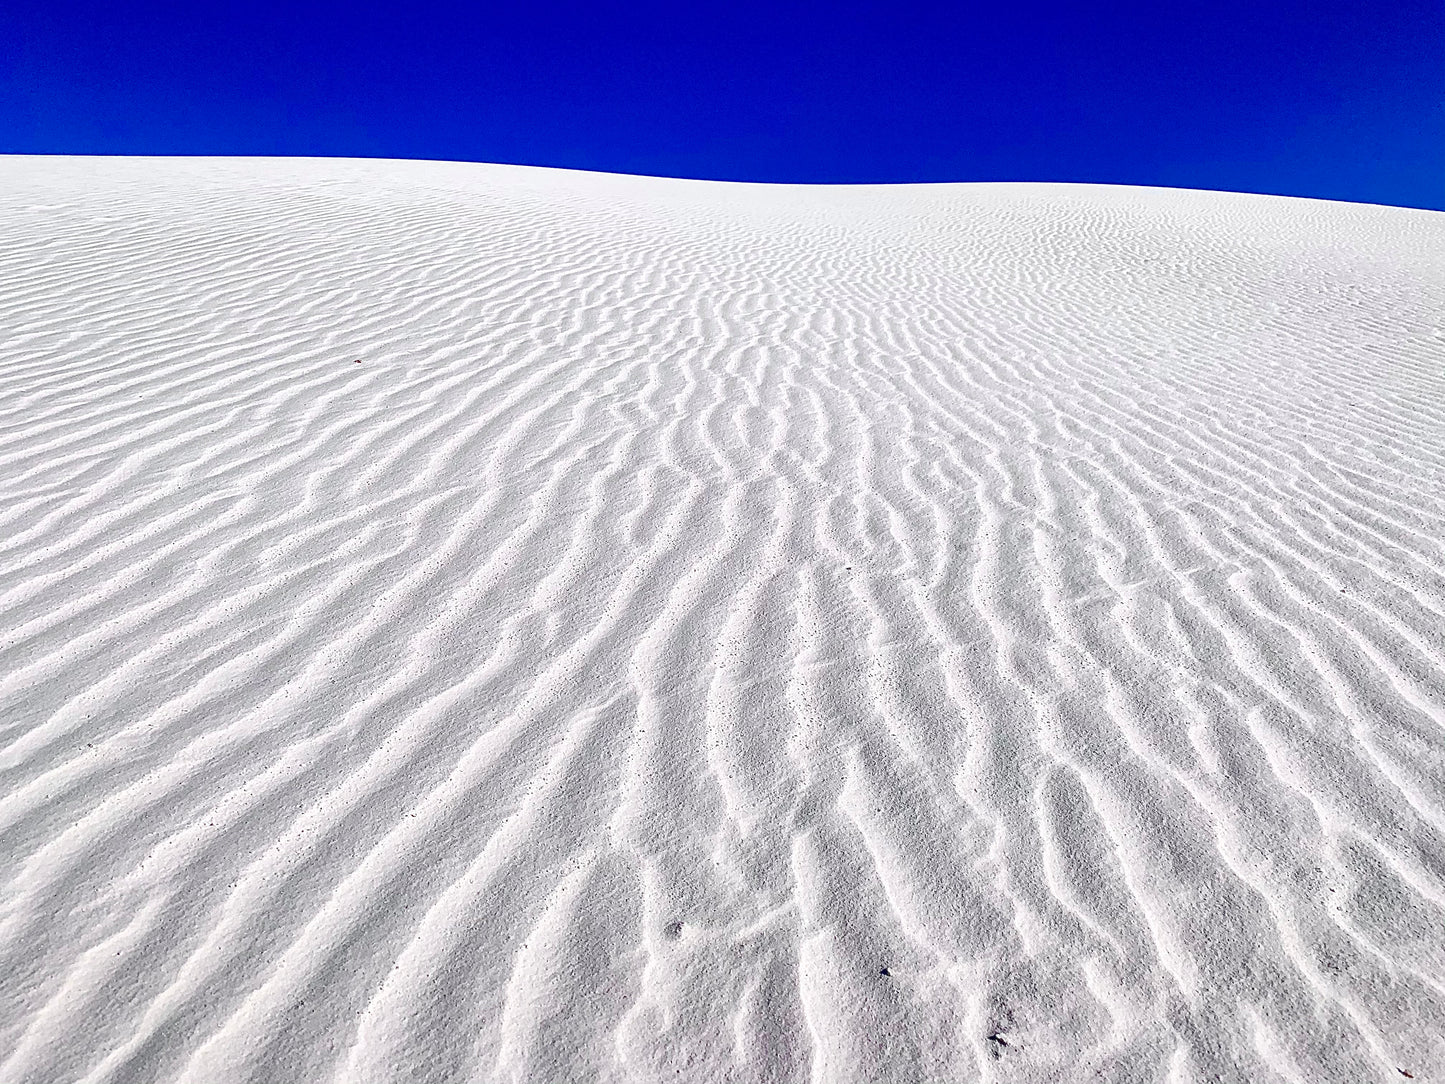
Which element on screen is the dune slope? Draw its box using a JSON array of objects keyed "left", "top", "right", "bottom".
[{"left": 2, "top": 157, "right": 1444, "bottom": 1083}]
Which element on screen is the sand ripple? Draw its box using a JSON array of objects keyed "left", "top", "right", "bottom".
[{"left": 2, "top": 158, "right": 1444, "bottom": 1082}]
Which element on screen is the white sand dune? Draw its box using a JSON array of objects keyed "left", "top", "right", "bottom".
[{"left": 2, "top": 156, "right": 1444, "bottom": 1084}]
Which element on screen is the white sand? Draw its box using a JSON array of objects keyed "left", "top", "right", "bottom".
[{"left": 1, "top": 156, "right": 1443, "bottom": 1083}]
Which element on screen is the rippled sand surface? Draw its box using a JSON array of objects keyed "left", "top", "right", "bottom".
[{"left": 3, "top": 157, "right": 1444, "bottom": 1083}]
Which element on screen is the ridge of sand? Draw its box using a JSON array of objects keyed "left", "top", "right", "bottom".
[{"left": 1, "top": 157, "right": 1443, "bottom": 1083}]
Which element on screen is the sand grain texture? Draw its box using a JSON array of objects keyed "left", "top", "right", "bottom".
[{"left": 2, "top": 157, "right": 1444, "bottom": 1083}]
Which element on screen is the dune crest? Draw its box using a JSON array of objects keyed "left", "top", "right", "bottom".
[{"left": 2, "top": 157, "right": 1444, "bottom": 1083}]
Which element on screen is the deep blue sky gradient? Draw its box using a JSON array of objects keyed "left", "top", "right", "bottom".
[{"left": 2, "top": 1, "right": 1442, "bottom": 209}]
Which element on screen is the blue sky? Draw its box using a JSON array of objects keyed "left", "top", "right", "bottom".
[{"left": 2, "top": 1, "right": 1442, "bottom": 210}]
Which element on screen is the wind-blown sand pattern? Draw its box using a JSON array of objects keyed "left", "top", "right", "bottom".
[{"left": 2, "top": 157, "right": 1444, "bottom": 1084}]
